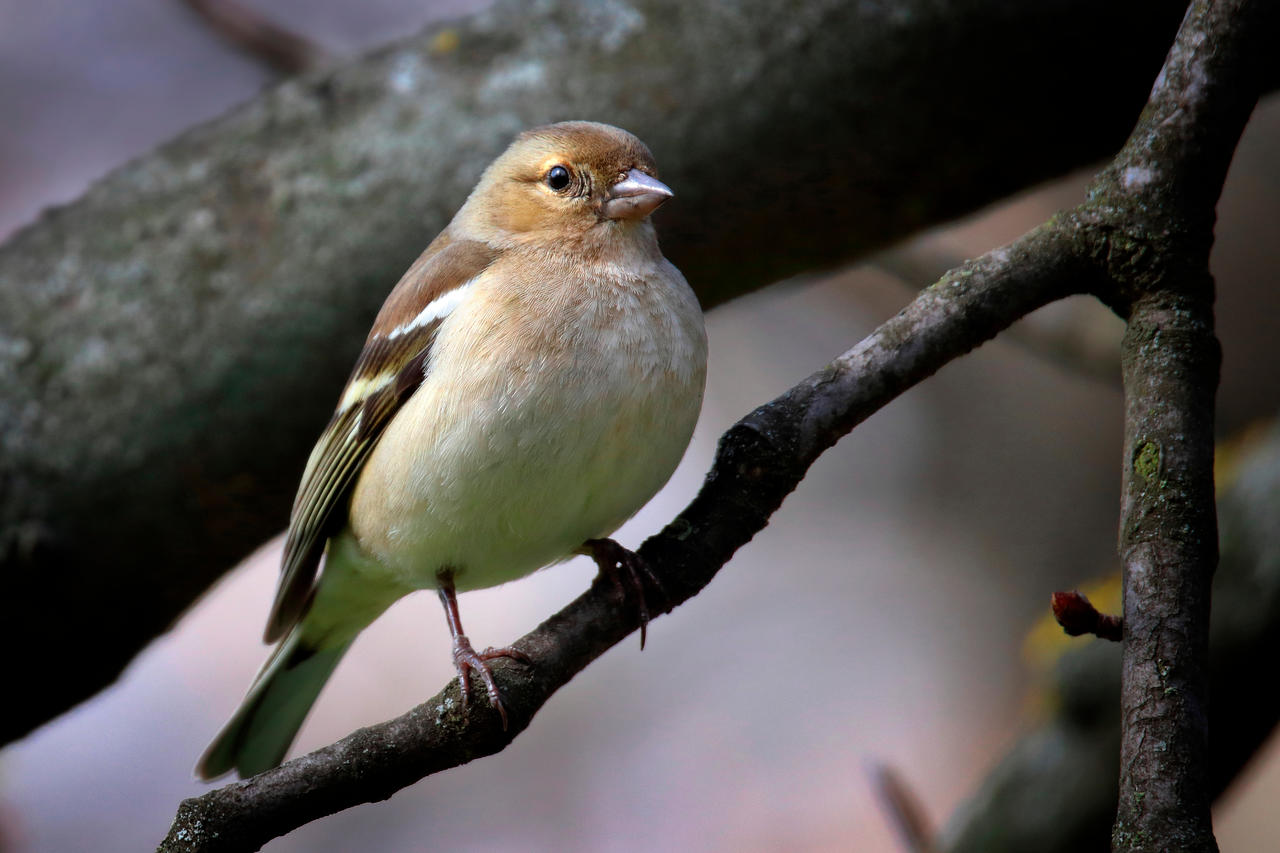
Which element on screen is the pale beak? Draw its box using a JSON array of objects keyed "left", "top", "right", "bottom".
[{"left": 602, "top": 169, "right": 673, "bottom": 221}]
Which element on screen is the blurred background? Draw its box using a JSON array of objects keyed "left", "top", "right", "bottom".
[{"left": 2, "top": 1, "right": 1278, "bottom": 851}]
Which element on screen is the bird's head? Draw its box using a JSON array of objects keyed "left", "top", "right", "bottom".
[{"left": 457, "top": 121, "right": 673, "bottom": 247}]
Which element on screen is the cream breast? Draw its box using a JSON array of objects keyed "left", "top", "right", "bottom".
[{"left": 346, "top": 239, "right": 706, "bottom": 591}]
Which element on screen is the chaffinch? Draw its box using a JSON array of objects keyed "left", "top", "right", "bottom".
[{"left": 198, "top": 121, "right": 707, "bottom": 780}]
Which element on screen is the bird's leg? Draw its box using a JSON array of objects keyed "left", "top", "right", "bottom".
[
  {"left": 576, "top": 538, "right": 668, "bottom": 650},
  {"left": 436, "top": 571, "right": 528, "bottom": 730}
]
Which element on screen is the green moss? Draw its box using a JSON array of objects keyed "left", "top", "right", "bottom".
[{"left": 1134, "top": 441, "right": 1161, "bottom": 483}]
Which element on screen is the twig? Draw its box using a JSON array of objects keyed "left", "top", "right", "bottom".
[
  {"left": 180, "top": 0, "right": 328, "bottom": 74},
  {"left": 869, "top": 762, "right": 938, "bottom": 853}
]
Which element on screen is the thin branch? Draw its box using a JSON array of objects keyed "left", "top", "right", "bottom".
[
  {"left": 875, "top": 242, "right": 1123, "bottom": 384},
  {"left": 158, "top": 225, "right": 1100, "bottom": 851},
  {"left": 180, "top": 0, "right": 329, "bottom": 74},
  {"left": 1084, "top": 0, "right": 1276, "bottom": 848},
  {"left": 870, "top": 762, "right": 938, "bottom": 853}
]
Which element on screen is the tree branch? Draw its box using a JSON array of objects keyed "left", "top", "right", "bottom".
[
  {"left": 943, "top": 1, "right": 1274, "bottom": 843},
  {"left": 875, "top": 242, "right": 1124, "bottom": 385},
  {"left": 942, "top": 1, "right": 1276, "bottom": 847},
  {"left": 180, "top": 0, "right": 329, "bottom": 74},
  {"left": 1084, "top": 0, "right": 1275, "bottom": 848},
  {"left": 941, "top": 423, "right": 1280, "bottom": 853},
  {"left": 159, "top": 225, "right": 1099, "bottom": 851},
  {"left": 0, "top": 0, "right": 1198, "bottom": 743},
  {"left": 871, "top": 762, "right": 939, "bottom": 853}
]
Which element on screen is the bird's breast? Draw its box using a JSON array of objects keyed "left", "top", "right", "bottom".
[{"left": 346, "top": 255, "right": 707, "bottom": 591}]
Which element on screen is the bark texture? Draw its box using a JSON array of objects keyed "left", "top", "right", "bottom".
[{"left": 1097, "top": 0, "right": 1274, "bottom": 847}]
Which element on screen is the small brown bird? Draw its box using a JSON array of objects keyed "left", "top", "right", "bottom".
[{"left": 197, "top": 122, "right": 707, "bottom": 780}]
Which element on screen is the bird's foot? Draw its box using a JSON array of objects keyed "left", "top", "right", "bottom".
[
  {"left": 451, "top": 635, "right": 529, "bottom": 731},
  {"left": 579, "top": 537, "right": 668, "bottom": 650}
]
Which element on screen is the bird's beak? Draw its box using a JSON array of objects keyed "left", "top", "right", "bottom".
[{"left": 602, "top": 169, "right": 673, "bottom": 221}]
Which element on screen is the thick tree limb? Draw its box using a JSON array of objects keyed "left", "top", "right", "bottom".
[
  {"left": 159, "top": 220, "right": 1101, "bottom": 853},
  {"left": 0, "top": 0, "right": 1197, "bottom": 743}
]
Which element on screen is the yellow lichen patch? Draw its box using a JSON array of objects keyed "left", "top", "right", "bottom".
[{"left": 430, "top": 28, "right": 460, "bottom": 55}]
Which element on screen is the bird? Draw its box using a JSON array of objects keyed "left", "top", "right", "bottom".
[{"left": 196, "top": 121, "right": 708, "bottom": 780}]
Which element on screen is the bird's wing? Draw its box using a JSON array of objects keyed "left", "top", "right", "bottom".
[{"left": 264, "top": 235, "right": 498, "bottom": 642}]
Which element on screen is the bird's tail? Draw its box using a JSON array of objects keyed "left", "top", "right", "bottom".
[{"left": 195, "top": 629, "right": 353, "bottom": 780}]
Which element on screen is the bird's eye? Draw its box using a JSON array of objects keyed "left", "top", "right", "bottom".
[{"left": 545, "top": 165, "right": 571, "bottom": 191}]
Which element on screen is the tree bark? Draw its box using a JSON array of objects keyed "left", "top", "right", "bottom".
[{"left": 1094, "top": 0, "right": 1274, "bottom": 847}]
